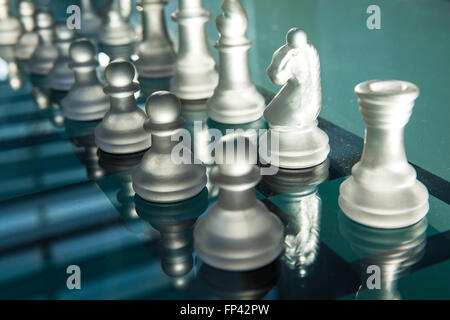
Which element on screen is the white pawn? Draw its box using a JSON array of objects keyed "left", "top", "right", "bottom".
[
  {"left": 260, "top": 28, "right": 329, "bottom": 169},
  {"left": 206, "top": 0, "right": 265, "bottom": 124},
  {"left": 170, "top": 0, "right": 218, "bottom": 100},
  {"left": 61, "top": 39, "right": 109, "bottom": 121},
  {"left": 339, "top": 80, "right": 429, "bottom": 229},
  {"left": 132, "top": 91, "right": 207, "bottom": 202},
  {"left": 135, "top": 0, "right": 175, "bottom": 78},
  {"left": 47, "top": 20, "right": 76, "bottom": 91},
  {"left": 98, "top": 0, "right": 135, "bottom": 46},
  {"left": 15, "top": 0, "right": 39, "bottom": 61},
  {"left": 95, "top": 60, "right": 151, "bottom": 154},
  {"left": 0, "top": 0, "right": 21, "bottom": 45},
  {"left": 77, "top": 0, "right": 102, "bottom": 38}
]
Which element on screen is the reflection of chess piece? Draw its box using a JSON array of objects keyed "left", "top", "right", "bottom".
[
  {"left": 206, "top": 0, "right": 265, "bottom": 124},
  {"left": 338, "top": 80, "right": 429, "bottom": 228},
  {"left": 99, "top": 0, "right": 135, "bottom": 46},
  {"left": 15, "top": 0, "right": 39, "bottom": 62},
  {"left": 77, "top": 0, "right": 102, "bottom": 38},
  {"left": 339, "top": 212, "right": 427, "bottom": 300},
  {"left": 0, "top": 0, "right": 22, "bottom": 45}
]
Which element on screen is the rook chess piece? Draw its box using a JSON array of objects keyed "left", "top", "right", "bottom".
[
  {"left": 170, "top": 0, "right": 218, "bottom": 100},
  {"left": 0, "top": 0, "right": 21, "bottom": 45},
  {"left": 15, "top": 0, "right": 39, "bottom": 61},
  {"left": 77, "top": 0, "right": 102, "bottom": 38},
  {"left": 61, "top": 39, "right": 109, "bottom": 121},
  {"left": 206, "top": 0, "right": 265, "bottom": 124},
  {"left": 95, "top": 60, "right": 151, "bottom": 154},
  {"left": 194, "top": 135, "right": 284, "bottom": 271},
  {"left": 135, "top": 0, "right": 176, "bottom": 78},
  {"left": 132, "top": 91, "right": 207, "bottom": 202},
  {"left": 98, "top": 0, "right": 135, "bottom": 46},
  {"left": 338, "top": 80, "right": 429, "bottom": 229},
  {"left": 260, "top": 28, "right": 329, "bottom": 169}
]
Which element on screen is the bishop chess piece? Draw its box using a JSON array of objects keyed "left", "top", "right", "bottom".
[
  {"left": 132, "top": 91, "right": 207, "bottom": 202},
  {"left": 260, "top": 28, "right": 329, "bottom": 169},
  {"left": 61, "top": 39, "right": 109, "bottom": 121},
  {"left": 28, "top": 9, "right": 58, "bottom": 75},
  {"left": 77, "top": 0, "right": 102, "bottom": 38},
  {"left": 94, "top": 60, "right": 151, "bottom": 154},
  {"left": 47, "top": 20, "right": 76, "bottom": 91},
  {"left": 194, "top": 135, "right": 284, "bottom": 271},
  {"left": 206, "top": 0, "right": 265, "bottom": 124},
  {"left": 135, "top": 0, "right": 175, "bottom": 78},
  {"left": 0, "top": 0, "right": 21, "bottom": 45},
  {"left": 15, "top": 0, "right": 39, "bottom": 61},
  {"left": 170, "top": 0, "right": 218, "bottom": 100},
  {"left": 339, "top": 80, "right": 429, "bottom": 229},
  {"left": 98, "top": 0, "right": 135, "bottom": 46}
]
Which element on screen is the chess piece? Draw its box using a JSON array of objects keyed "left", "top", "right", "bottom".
[
  {"left": 260, "top": 28, "right": 329, "bottom": 169},
  {"left": 28, "top": 9, "right": 58, "bottom": 75},
  {"left": 15, "top": 0, "right": 39, "bottom": 61},
  {"left": 47, "top": 20, "right": 76, "bottom": 91},
  {"left": 0, "top": 0, "right": 21, "bottom": 45},
  {"left": 95, "top": 60, "right": 151, "bottom": 154},
  {"left": 170, "top": 0, "right": 218, "bottom": 100},
  {"left": 194, "top": 135, "right": 284, "bottom": 271},
  {"left": 77, "top": 0, "right": 102, "bottom": 38},
  {"left": 338, "top": 80, "right": 429, "bottom": 229},
  {"left": 61, "top": 39, "right": 109, "bottom": 121},
  {"left": 132, "top": 91, "right": 207, "bottom": 202},
  {"left": 206, "top": 0, "right": 265, "bottom": 124},
  {"left": 135, "top": 0, "right": 175, "bottom": 78},
  {"left": 98, "top": 0, "right": 135, "bottom": 46}
]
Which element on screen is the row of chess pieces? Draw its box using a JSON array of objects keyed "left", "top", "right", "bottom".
[{"left": 1, "top": 0, "right": 430, "bottom": 273}]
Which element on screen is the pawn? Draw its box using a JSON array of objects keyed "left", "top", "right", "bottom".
[
  {"left": 170, "top": 0, "right": 218, "bottom": 100},
  {"left": 339, "top": 80, "right": 429, "bottom": 229},
  {"left": 134, "top": 0, "right": 176, "bottom": 78},
  {"left": 77, "top": 0, "right": 102, "bottom": 38},
  {"left": 61, "top": 39, "right": 109, "bottom": 121},
  {"left": 94, "top": 60, "right": 151, "bottom": 154},
  {"left": 194, "top": 135, "right": 284, "bottom": 271},
  {"left": 206, "top": 0, "right": 265, "bottom": 124},
  {"left": 47, "top": 20, "right": 76, "bottom": 91},
  {"left": 0, "top": 0, "right": 21, "bottom": 45},
  {"left": 15, "top": 0, "right": 39, "bottom": 61},
  {"left": 28, "top": 9, "right": 58, "bottom": 75},
  {"left": 98, "top": 0, "right": 135, "bottom": 46},
  {"left": 132, "top": 91, "right": 207, "bottom": 202}
]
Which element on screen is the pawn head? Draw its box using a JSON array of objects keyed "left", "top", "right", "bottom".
[
  {"left": 35, "top": 9, "right": 53, "bottom": 29},
  {"left": 286, "top": 28, "right": 307, "bottom": 48},
  {"left": 104, "top": 60, "right": 136, "bottom": 88},
  {"left": 53, "top": 20, "right": 75, "bottom": 42},
  {"left": 214, "top": 134, "right": 257, "bottom": 177},
  {"left": 145, "top": 91, "right": 181, "bottom": 124},
  {"left": 19, "top": 0, "right": 36, "bottom": 17},
  {"left": 69, "top": 39, "right": 96, "bottom": 64}
]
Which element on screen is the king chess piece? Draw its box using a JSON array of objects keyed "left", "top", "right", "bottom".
[
  {"left": 132, "top": 91, "right": 207, "bottom": 202},
  {"left": 61, "top": 39, "right": 109, "bottom": 121},
  {"left": 260, "top": 28, "right": 329, "bottom": 169},
  {"left": 135, "top": 0, "right": 176, "bottom": 78},
  {"left": 194, "top": 135, "right": 284, "bottom": 271},
  {"left": 338, "top": 80, "right": 429, "bottom": 229},
  {"left": 15, "top": 0, "right": 39, "bottom": 61},
  {"left": 206, "top": 0, "right": 265, "bottom": 124},
  {"left": 170, "top": 0, "right": 218, "bottom": 100},
  {"left": 94, "top": 60, "right": 151, "bottom": 154},
  {"left": 77, "top": 0, "right": 102, "bottom": 38},
  {"left": 0, "top": 0, "right": 21, "bottom": 45},
  {"left": 99, "top": 0, "right": 135, "bottom": 46}
]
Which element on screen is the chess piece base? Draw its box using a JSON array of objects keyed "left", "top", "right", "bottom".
[
  {"left": 15, "top": 32, "right": 39, "bottom": 61},
  {"left": 0, "top": 18, "right": 21, "bottom": 45},
  {"left": 48, "top": 58, "right": 75, "bottom": 91},
  {"left": 170, "top": 67, "right": 218, "bottom": 100},
  {"left": 28, "top": 45, "right": 58, "bottom": 75},
  {"left": 99, "top": 25, "right": 135, "bottom": 46},
  {"left": 134, "top": 43, "right": 176, "bottom": 79},
  {"left": 62, "top": 86, "right": 109, "bottom": 121}
]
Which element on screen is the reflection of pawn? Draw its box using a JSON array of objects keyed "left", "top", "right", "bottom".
[
  {"left": 135, "top": 0, "right": 175, "bottom": 78},
  {"left": 194, "top": 135, "right": 284, "bottom": 271},
  {"left": 15, "top": 0, "right": 39, "bottom": 61},
  {"left": 0, "top": 0, "right": 21, "bottom": 45},
  {"left": 206, "top": 0, "right": 265, "bottom": 124},
  {"left": 132, "top": 91, "right": 207, "bottom": 202},
  {"left": 61, "top": 39, "right": 109, "bottom": 121},
  {"left": 339, "top": 80, "right": 429, "bottom": 229},
  {"left": 170, "top": 0, "right": 218, "bottom": 100},
  {"left": 95, "top": 60, "right": 151, "bottom": 154},
  {"left": 99, "top": 0, "right": 135, "bottom": 46},
  {"left": 28, "top": 9, "right": 58, "bottom": 75},
  {"left": 47, "top": 20, "right": 76, "bottom": 91},
  {"left": 77, "top": 0, "right": 102, "bottom": 38},
  {"left": 261, "top": 28, "right": 329, "bottom": 169}
]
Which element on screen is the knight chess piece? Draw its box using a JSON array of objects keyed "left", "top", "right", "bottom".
[
  {"left": 260, "top": 28, "right": 330, "bottom": 169},
  {"left": 77, "top": 0, "right": 102, "bottom": 38},
  {"left": 194, "top": 135, "right": 284, "bottom": 271},
  {"left": 135, "top": 0, "right": 176, "bottom": 78},
  {"left": 206, "top": 0, "right": 265, "bottom": 124},
  {"left": 338, "top": 80, "right": 429, "bottom": 229},
  {"left": 28, "top": 9, "right": 58, "bottom": 75},
  {"left": 132, "top": 91, "right": 207, "bottom": 202},
  {"left": 170, "top": 0, "right": 218, "bottom": 100},
  {"left": 94, "top": 60, "right": 151, "bottom": 154},
  {"left": 98, "top": 0, "right": 135, "bottom": 46},
  {"left": 47, "top": 20, "right": 76, "bottom": 91},
  {"left": 61, "top": 39, "right": 109, "bottom": 121},
  {"left": 0, "top": 0, "right": 21, "bottom": 45},
  {"left": 15, "top": 0, "right": 39, "bottom": 61}
]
